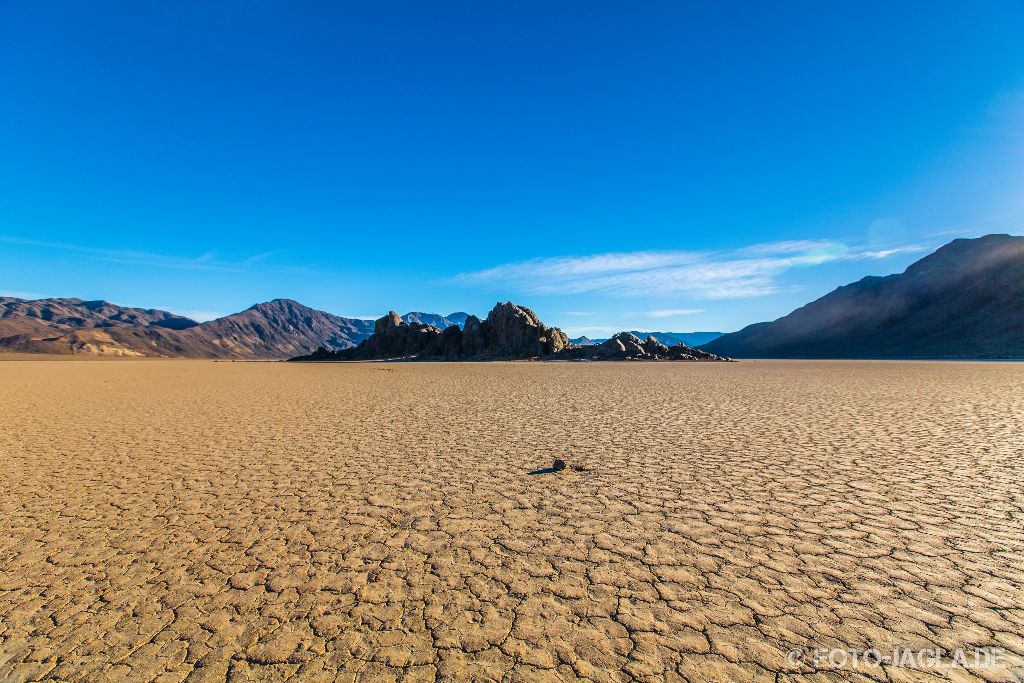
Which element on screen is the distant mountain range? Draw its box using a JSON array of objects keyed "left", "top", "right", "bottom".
[
  {"left": 4, "top": 235, "right": 1020, "bottom": 360},
  {"left": 0, "top": 297, "right": 480, "bottom": 359},
  {"left": 572, "top": 331, "right": 723, "bottom": 347},
  {"left": 569, "top": 336, "right": 598, "bottom": 346},
  {"left": 0, "top": 298, "right": 375, "bottom": 358},
  {"left": 703, "top": 234, "right": 1024, "bottom": 358},
  {"left": 0, "top": 296, "right": 722, "bottom": 360},
  {"left": 401, "top": 312, "right": 470, "bottom": 329}
]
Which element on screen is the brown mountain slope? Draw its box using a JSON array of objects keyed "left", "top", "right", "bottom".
[
  {"left": 183, "top": 299, "right": 373, "bottom": 358},
  {"left": 703, "top": 234, "right": 1024, "bottom": 358},
  {"left": 0, "top": 297, "right": 199, "bottom": 330},
  {"left": 0, "top": 324, "right": 212, "bottom": 357},
  {"left": 0, "top": 298, "right": 204, "bottom": 356},
  {"left": 0, "top": 297, "right": 374, "bottom": 358}
]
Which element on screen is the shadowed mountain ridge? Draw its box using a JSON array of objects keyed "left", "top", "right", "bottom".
[{"left": 702, "top": 234, "right": 1024, "bottom": 358}]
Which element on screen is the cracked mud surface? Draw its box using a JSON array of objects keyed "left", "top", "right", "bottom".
[{"left": 1, "top": 360, "right": 1023, "bottom": 682}]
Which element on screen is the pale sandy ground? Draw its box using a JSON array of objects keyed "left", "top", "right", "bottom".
[{"left": 1, "top": 360, "right": 1023, "bottom": 683}]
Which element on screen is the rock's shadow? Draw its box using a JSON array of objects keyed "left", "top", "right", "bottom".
[{"left": 528, "top": 459, "right": 591, "bottom": 476}]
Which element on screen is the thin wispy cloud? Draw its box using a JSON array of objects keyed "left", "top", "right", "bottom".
[
  {"left": 449, "top": 239, "right": 924, "bottom": 299},
  {"left": 243, "top": 249, "right": 285, "bottom": 265},
  {"left": 853, "top": 246, "right": 923, "bottom": 260},
  {"left": 733, "top": 239, "right": 837, "bottom": 256},
  {"left": 0, "top": 235, "right": 246, "bottom": 272},
  {"left": 644, "top": 308, "right": 704, "bottom": 318},
  {"left": 0, "top": 235, "right": 309, "bottom": 274},
  {"left": 86, "top": 254, "right": 247, "bottom": 272}
]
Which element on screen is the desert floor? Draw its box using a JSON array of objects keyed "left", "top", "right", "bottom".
[{"left": 1, "top": 360, "right": 1022, "bottom": 682}]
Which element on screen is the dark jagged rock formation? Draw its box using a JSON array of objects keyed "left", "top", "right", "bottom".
[
  {"left": 703, "top": 234, "right": 1024, "bottom": 359},
  {"left": 293, "top": 303, "right": 729, "bottom": 362},
  {"left": 627, "top": 330, "right": 724, "bottom": 347},
  {"left": 559, "top": 332, "right": 726, "bottom": 361},
  {"left": 301, "top": 302, "right": 571, "bottom": 361},
  {"left": 604, "top": 332, "right": 648, "bottom": 357},
  {"left": 474, "top": 302, "right": 569, "bottom": 357},
  {"left": 350, "top": 311, "right": 444, "bottom": 359},
  {"left": 569, "top": 331, "right": 724, "bottom": 346}
]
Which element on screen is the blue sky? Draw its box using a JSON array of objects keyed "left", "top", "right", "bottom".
[{"left": 2, "top": 2, "right": 1023, "bottom": 336}]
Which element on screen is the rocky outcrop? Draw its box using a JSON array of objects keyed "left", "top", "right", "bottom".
[
  {"left": 476, "top": 302, "right": 568, "bottom": 357},
  {"left": 628, "top": 330, "right": 725, "bottom": 347},
  {"left": 293, "top": 303, "right": 730, "bottom": 362},
  {"left": 601, "top": 332, "right": 648, "bottom": 357},
  {"left": 559, "top": 332, "right": 726, "bottom": 361},
  {"left": 312, "top": 302, "right": 571, "bottom": 361},
  {"left": 461, "top": 315, "right": 485, "bottom": 357},
  {"left": 642, "top": 335, "right": 670, "bottom": 356},
  {"left": 337, "top": 311, "right": 444, "bottom": 359},
  {"left": 427, "top": 324, "right": 465, "bottom": 358}
]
